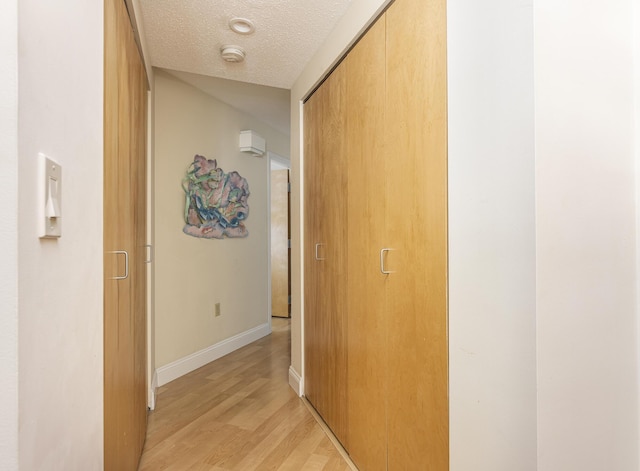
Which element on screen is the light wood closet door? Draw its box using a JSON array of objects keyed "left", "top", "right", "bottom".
[
  {"left": 385, "top": 0, "right": 448, "bottom": 468},
  {"left": 320, "top": 64, "right": 349, "bottom": 445},
  {"left": 104, "top": 0, "right": 148, "bottom": 468},
  {"left": 305, "top": 1, "right": 448, "bottom": 467},
  {"left": 304, "top": 65, "right": 349, "bottom": 446},
  {"left": 303, "top": 88, "right": 322, "bottom": 413},
  {"left": 345, "top": 17, "right": 388, "bottom": 471}
]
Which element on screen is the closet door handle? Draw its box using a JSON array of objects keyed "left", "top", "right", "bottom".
[
  {"left": 315, "top": 243, "right": 326, "bottom": 261},
  {"left": 380, "top": 248, "right": 395, "bottom": 274},
  {"left": 144, "top": 244, "right": 153, "bottom": 264},
  {"left": 108, "top": 250, "right": 129, "bottom": 280}
]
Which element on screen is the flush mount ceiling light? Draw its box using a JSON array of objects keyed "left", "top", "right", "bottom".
[
  {"left": 229, "top": 17, "right": 255, "bottom": 35},
  {"left": 220, "top": 45, "right": 246, "bottom": 63}
]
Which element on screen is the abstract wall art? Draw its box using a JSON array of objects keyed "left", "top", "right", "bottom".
[{"left": 182, "top": 154, "right": 250, "bottom": 239}]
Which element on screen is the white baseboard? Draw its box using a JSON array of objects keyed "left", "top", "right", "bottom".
[
  {"left": 289, "top": 365, "right": 303, "bottom": 396},
  {"left": 156, "top": 323, "right": 271, "bottom": 387},
  {"left": 148, "top": 370, "right": 158, "bottom": 410}
]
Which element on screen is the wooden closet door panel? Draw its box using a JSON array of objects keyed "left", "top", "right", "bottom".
[
  {"left": 303, "top": 90, "right": 323, "bottom": 411},
  {"left": 385, "top": 0, "right": 449, "bottom": 469},
  {"left": 104, "top": 0, "right": 147, "bottom": 468},
  {"left": 112, "top": 1, "right": 136, "bottom": 466},
  {"left": 303, "top": 65, "right": 349, "bottom": 446},
  {"left": 319, "top": 64, "right": 349, "bottom": 445},
  {"left": 345, "top": 17, "right": 388, "bottom": 471}
]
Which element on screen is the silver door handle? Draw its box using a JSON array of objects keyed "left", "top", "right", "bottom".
[
  {"left": 315, "top": 243, "right": 325, "bottom": 261},
  {"left": 108, "top": 250, "right": 129, "bottom": 280},
  {"left": 144, "top": 244, "right": 153, "bottom": 264},
  {"left": 380, "top": 248, "right": 394, "bottom": 274}
]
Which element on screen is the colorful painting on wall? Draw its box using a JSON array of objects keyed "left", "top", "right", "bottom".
[{"left": 182, "top": 154, "right": 250, "bottom": 239}]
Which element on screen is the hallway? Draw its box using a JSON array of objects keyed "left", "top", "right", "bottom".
[{"left": 139, "top": 319, "right": 353, "bottom": 470}]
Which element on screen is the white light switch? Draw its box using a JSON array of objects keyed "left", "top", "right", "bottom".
[{"left": 38, "top": 153, "right": 62, "bottom": 238}]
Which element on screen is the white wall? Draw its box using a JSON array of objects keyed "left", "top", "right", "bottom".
[
  {"left": 636, "top": 2, "right": 640, "bottom": 466},
  {"left": 448, "top": 1, "right": 537, "bottom": 469},
  {"left": 535, "top": 1, "right": 639, "bottom": 469},
  {"left": 154, "top": 70, "right": 289, "bottom": 370},
  {"left": 0, "top": 0, "right": 19, "bottom": 468},
  {"left": 18, "top": 0, "right": 104, "bottom": 468}
]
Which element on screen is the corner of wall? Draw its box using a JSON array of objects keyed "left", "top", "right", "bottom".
[
  {"left": 288, "top": 365, "right": 303, "bottom": 397},
  {"left": 148, "top": 370, "right": 158, "bottom": 410}
]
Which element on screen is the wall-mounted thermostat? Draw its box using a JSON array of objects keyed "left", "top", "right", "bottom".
[{"left": 38, "top": 153, "right": 62, "bottom": 238}]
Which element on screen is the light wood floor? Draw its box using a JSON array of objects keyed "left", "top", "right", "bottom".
[{"left": 139, "top": 318, "right": 353, "bottom": 470}]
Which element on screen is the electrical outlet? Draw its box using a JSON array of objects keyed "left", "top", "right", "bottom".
[{"left": 215, "top": 303, "right": 221, "bottom": 317}]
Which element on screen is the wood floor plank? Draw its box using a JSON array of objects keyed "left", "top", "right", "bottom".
[
  {"left": 251, "top": 414, "right": 318, "bottom": 469},
  {"left": 139, "top": 319, "right": 351, "bottom": 470},
  {"left": 301, "top": 454, "right": 330, "bottom": 471}
]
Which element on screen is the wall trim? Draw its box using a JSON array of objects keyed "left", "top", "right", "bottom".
[
  {"left": 289, "top": 365, "right": 303, "bottom": 396},
  {"left": 156, "top": 323, "right": 271, "bottom": 387},
  {"left": 268, "top": 151, "right": 291, "bottom": 169},
  {"left": 147, "top": 370, "right": 158, "bottom": 410}
]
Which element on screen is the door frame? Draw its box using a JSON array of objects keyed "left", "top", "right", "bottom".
[{"left": 268, "top": 151, "right": 291, "bottom": 328}]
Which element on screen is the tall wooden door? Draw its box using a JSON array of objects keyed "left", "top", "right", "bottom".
[
  {"left": 305, "top": 0, "right": 448, "bottom": 468},
  {"left": 104, "top": 0, "right": 148, "bottom": 469},
  {"left": 271, "top": 169, "right": 290, "bottom": 318},
  {"left": 385, "top": 0, "right": 448, "bottom": 468},
  {"left": 303, "top": 87, "right": 322, "bottom": 414},
  {"left": 304, "top": 64, "right": 349, "bottom": 446},
  {"left": 345, "top": 16, "right": 388, "bottom": 471}
]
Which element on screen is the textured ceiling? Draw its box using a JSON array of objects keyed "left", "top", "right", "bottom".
[{"left": 138, "top": 0, "right": 353, "bottom": 90}]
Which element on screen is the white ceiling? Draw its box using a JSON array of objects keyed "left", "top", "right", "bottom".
[{"left": 137, "top": 0, "right": 353, "bottom": 136}]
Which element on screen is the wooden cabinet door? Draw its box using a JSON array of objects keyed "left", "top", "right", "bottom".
[
  {"left": 345, "top": 17, "right": 388, "bottom": 471},
  {"left": 385, "top": 0, "right": 449, "bottom": 469},
  {"left": 304, "top": 64, "right": 349, "bottom": 446},
  {"left": 104, "top": 0, "right": 147, "bottom": 469}
]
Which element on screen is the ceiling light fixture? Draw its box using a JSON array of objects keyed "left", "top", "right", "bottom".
[
  {"left": 229, "top": 17, "right": 255, "bottom": 35},
  {"left": 220, "top": 45, "right": 246, "bottom": 63}
]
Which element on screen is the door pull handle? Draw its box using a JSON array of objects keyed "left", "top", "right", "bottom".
[
  {"left": 144, "top": 244, "right": 153, "bottom": 264},
  {"left": 315, "top": 243, "right": 326, "bottom": 261},
  {"left": 108, "top": 250, "right": 129, "bottom": 280},
  {"left": 380, "top": 248, "right": 395, "bottom": 275}
]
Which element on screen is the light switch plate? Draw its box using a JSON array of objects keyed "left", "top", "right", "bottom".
[{"left": 38, "top": 153, "right": 62, "bottom": 238}]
